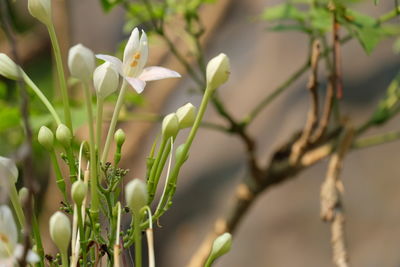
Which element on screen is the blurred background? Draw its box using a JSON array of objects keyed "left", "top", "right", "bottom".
[{"left": 2, "top": 0, "right": 400, "bottom": 266}]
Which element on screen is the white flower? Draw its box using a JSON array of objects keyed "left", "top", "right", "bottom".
[
  {"left": 0, "top": 156, "right": 18, "bottom": 185},
  {"left": 0, "top": 205, "right": 39, "bottom": 266},
  {"left": 28, "top": 0, "right": 52, "bottom": 26},
  {"left": 93, "top": 62, "right": 119, "bottom": 99},
  {"left": 97, "top": 28, "right": 181, "bottom": 94},
  {"left": 0, "top": 54, "right": 22, "bottom": 81},
  {"left": 206, "top": 53, "right": 230, "bottom": 90},
  {"left": 68, "top": 44, "right": 96, "bottom": 82}
]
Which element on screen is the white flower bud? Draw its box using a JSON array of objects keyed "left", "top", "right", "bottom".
[
  {"left": 114, "top": 129, "right": 126, "bottom": 147},
  {"left": 93, "top": 62, "right": 119, "bottom": 99},
  {"left": 56, "top": 124, "right": 72, "bottom": 147},
  {"left": 71, "top": 180, "right": 87, "bottom": 206},
  {"left": 125, "top": 179, "right": 148, "bottom": 215},
  {"left": 175, "top": 143, "right": 188, "bottom": 164},
  {"left": 162, "top": 113, "right": 179, "bottom": 140},
  {"left": 49, "top": 211, "right": 71, "bottom": 253},
  {"left": 19, "top": 187, "right": 29, "bottom": 204},
  {"left": 38, "top": 126, "right": 54, "bottom": 151},
  {"left": 28, "top": 0, "right": 51, "bottom": 25},
  {"left": 0, "top": 53, "right": 23, "bottom": 80},
  {"left": 208, "top": 232, "right": 232, "bottom": 264},
  {"left": 206, "top": 53, "right": 230, "bottom": 90},
  {"left": 68, "top": 44, "right": 95, "bottom": 82},
  {"left": 176, "top": 103, "right": 196, "bottom": 129},
  {"left": 0, "top": 156, "right": 18, "bottom": 184}
]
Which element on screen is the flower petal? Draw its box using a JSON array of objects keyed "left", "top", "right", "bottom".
[
  {"left": 0, "top": 205, "right": 17, "bottom": 250},
  {"left": 138, "top": 66, "right": 181, "bottom": 82},
  {"left": 13, "top": 245, "right": 40, "bottom": 263},
  {"left": 125, "top": 77, "right": 146, "bottom": 94},
  {"left": 123, "top": 28, "right": 140, "bottom": 66},
  {"left": 137, "top": 30, "right": 148, "bottom": 73},
  {"left": 96, "top": 55, "right": 123, "bottom": 75}
]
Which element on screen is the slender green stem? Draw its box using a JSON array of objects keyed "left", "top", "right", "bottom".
[
  {"left": 147, "top": 138, "right": 167, "bottom": 202},
  {"left": 61, "top": 251, "right": 68, "bottom": 267},
  {"left": 83, "top": 82, "right": 99, "bottom": 221},
  {"left": 32, "top": 207, "right": 45, "bottom": 267},
  {"left": 9, "top": 183, "right": 25, "bottom": 228},
  {"left": 49, "top": 150, "right": 67, "bottom": 201},
  {"left": 378, "top": 5, "right": 400, "bottom": 23},
  {"left": 77, "top": 205, "right": 87, "bottom": 267},
  {"left": 22, "top": 73, "right": 61, "bottom": 125},
  {"left": 47, "top": 24, "right": 72, "bottom": 130},
  {"left": 96, "top": 97, "right": 104, "bottom": 158},
  {"left": 353, "top": 130, "right": 400, "bottom": 149},
  {"left": 204, "top": 257, "right": 213, "bottom": 267},
  {"left": 134, "top": 214, "right": 142, "bottom": 267},
  {"left": 102, "top": 81, "right": 128, "bottom": 163}
]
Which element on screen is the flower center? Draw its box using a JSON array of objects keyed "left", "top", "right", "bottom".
[
  {"left": 0, "top": 233, "right": 9, "bottom": 243},
  {"left": 130, "top": 52, "right": 141, "bottom": 67}
]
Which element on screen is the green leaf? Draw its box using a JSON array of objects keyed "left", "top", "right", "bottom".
[
  {"left": 99, "top": 0, "right": 123, "bottom": 12},
  {"left": 262, "top": 3, "right": 307, "bottom": 22},
  {"left": 310, "top": 7, "right": 332, "bottom": 33},
  {"left": 269, "top": 24, "right": 311, "bottom": 33},
  {"left": 0, "top": 107, "right": 20, "bottom": 131},
  {"left": 354, "top": 26, "right": 384, "bottom": 54}
]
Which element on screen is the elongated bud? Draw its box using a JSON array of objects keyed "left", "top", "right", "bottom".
[
  {"left": 176, "top": 103, "right": 196, "bottom": 129},
  {"left": 38, "top": 126, "right": 54, "bottom": 151},
  {"left": 19, "top": 187, "right": 29, "bottom": 204},
  {"left": 175, "top": 143, "right": 188, "bottom": 164},
  {"left": 114, "top": 129, "right": 126, "bottom": 147},
  {"left": 93, "top": 62, "right": 119, "bottom": 99},
  {"left": 71, "top": 180, "right": 87, "bottom": 206},
  {"left": 56, "top": 124, "right": 72, "bottom": 147},
  {"left": 0, "top": 156, "right": 18, "bottom": 184},
  {"left": 68, "top": 44, "right": 96, "bottom": 83},
  {"left": 206, "top": 53, "right": 230, "bottom": 90},
  {"left": 207, "top": 233, "right": 232, "bottom": 264},
  {"left": 28, "top": 0, "right": 52, "bottom": 25},
  {"left": 0, "top": 53, "right": 23, "bottom": 80},
  {"left": 162, "top": 113, "right": 179, "bottom": 140},
  {"left": 49, "top": 211, "right": 71, "bottom": 253},
  {"left": 125, "top": 179, "right": 148, "bottom": 215}
]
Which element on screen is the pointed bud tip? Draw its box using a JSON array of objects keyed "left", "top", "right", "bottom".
[{"left": 206, "top": 53, "right": 230, "bottom": 90}]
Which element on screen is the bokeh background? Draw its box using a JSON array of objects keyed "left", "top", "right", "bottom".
[{"left": 2, "top": 0, "right": 400, "bottom": 266}]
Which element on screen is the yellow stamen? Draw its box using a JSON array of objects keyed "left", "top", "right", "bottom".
[
  {"left": 130, "top": 60, "right": 138, "bottom": 67},
  {"left": 0, "top": 233, "right": 9, "bottom": 243},
  {"left": 134, "top": 52, "right": 141, "bottom": 59}
]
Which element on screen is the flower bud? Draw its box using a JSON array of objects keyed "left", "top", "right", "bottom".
[
  {"left": 56, "top": 124, "right": 72, "bottom": 147},
  {"left": 38, "top": 126, "right": 54, "bottom": 151},
  {"left": 28, "top": 0, "right": 52, "bottom": 25},
  {"left": 207, "top": 232, "right": 232, "bottom": 264},
  {"left": 93, "top": 62, "right": 119, "bottom": 99},
  {"left": 175, "top": 143, "right": 188, "bottom": 164},
  {"left": 0, "top": 53, "right": 23, "bottom": 80},
  {"left": 206, "top": 53, "right": 230, "bottom": 90},
  {"left": 71, "top": 180, "right": 87, "bottom": 206},
  {"left": 114, "top": 129, "right": 126, "bottom": 147},
  {"left": 0, "top": 156, "right": 18, "bottom": 184},
  {"left": 68, "top": 44, "right": 95, "bottom": 83},
  {"left": 49, "top": 211, "right": 71, "bottom": 253},
  {"left": 125, "top": 179, "right": 148, "bottom": 215},
  {"left": 19, "top": 187, "right": 29, "bottom": 204},
  {"left": 162, "top": 113, "right": 179, "bottom": 140},
  {"left": 176, "top": 103, "right": 196, "bottom": 129}
]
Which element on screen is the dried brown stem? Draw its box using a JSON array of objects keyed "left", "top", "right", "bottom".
[
  {"left": 290, "top": 40, "right": 321, "bottom": 164},
  {"left": 320, "top": 127, "right": 354, "bottom": 267}
]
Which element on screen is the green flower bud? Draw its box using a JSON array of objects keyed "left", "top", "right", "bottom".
[
  {"left": 114, "top": 129, "right": 126, "bottom": 147},
  {"left": 207, "top": 232, "right": 232, "bottom": 264},
  {"left": 175, "top": 143, "right": 188, "bottom": 164},
  {"left": 206, "top": 53, "right": 230, "bottom": 90},
  {"left": 0, "top": 53, "right": 23, "bottom": 80},
  {"left": 0, "top": 156, "right": 18, "bottom": 184},
  {"left": 93, "top": 62, "right": 119, "bottom": 99},
  {"left": 176, "top": 103, "right": 196, "bottom": 129},
  {"left": 19, "top": 187, "right": 29, "bottom": 204},
  {"left": 28, "top": 0, "right": 52, "bottom": 26},
  {"left": 71, "top": 180, "right": 87, "bottom": 206},
  {"left": 56, "top": 124, "right": 72, "bottom": 147},
  {"left": 49, "top": 211, "right": 71, "bottom": 253},
  {"left": 125, "top": 179, "right": 148, "bottom": 215},
  {"left": 38, "top": 126, "right": 54, "bottom": 151},
  {"left": 162, "top": 113, "right": 179, "bottom": 140},
  {"left": 68, "top": 44, "right": 96, "bottom": 83}
]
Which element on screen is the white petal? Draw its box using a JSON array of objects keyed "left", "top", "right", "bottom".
[
  {"left": 96, "top": 55, "right": 123, "bottom": 75},
  {"left": 0, "top": 156, "right": 18, "bottom": 184},
  {"left": 0, "top": 206, "right": 18, "bottom": 249},
  {"left": 125, "top": 77, "right": 146, "bottom": 94},
  {"left": 137, "top": 30, "right": 148, "bottom": 73},
  {"left": 138, "top": 66, "right": 181, "bottom": 82},
  {"left": 12, "top": 244, "right": 39, "bottom": 263},
  {"left": 123, "top": 28, "right": 140, "bottom": 65}
]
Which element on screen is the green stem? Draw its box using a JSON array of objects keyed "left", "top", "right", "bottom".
[
  {"left": 96, "top": 97, "right": 104, "bottom": 158},
  {"left": 353, "top": 130, "right": 400, "bottom": 149},
  {"left": 47, "top": 24, "right": 72, "bottom": 130},
  {"left": 61, "top": 251, "right": 68, "bottom": 267},
  {"left": 83, "top": 83, "right": 99, "bottom": 221},
  {"left": 32, "top": 207, "right": 45, "bottom": 267},
  {"left": 102, "top": 81, "right": 128, "bottom": 163},
  {"left": 49, "top": 150, "right": 67, "bottom": 201},
  {"left": 77, "top": 205, "right": 87, "bottom": 267},
  {"left": 147, "top": 138, "right": 167, "bottom": 202},
  {"left": 134, "top": 214, "right": 142, "bottom": 267},
  {"left": 204, "top": 257, "right": 213, "bottom": 267},
  {"left": 22, "top": 73, "right": 61, "bottom": 125},
  {"left": 9, "top": 183, "right": 25, "bottom": 228}
]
